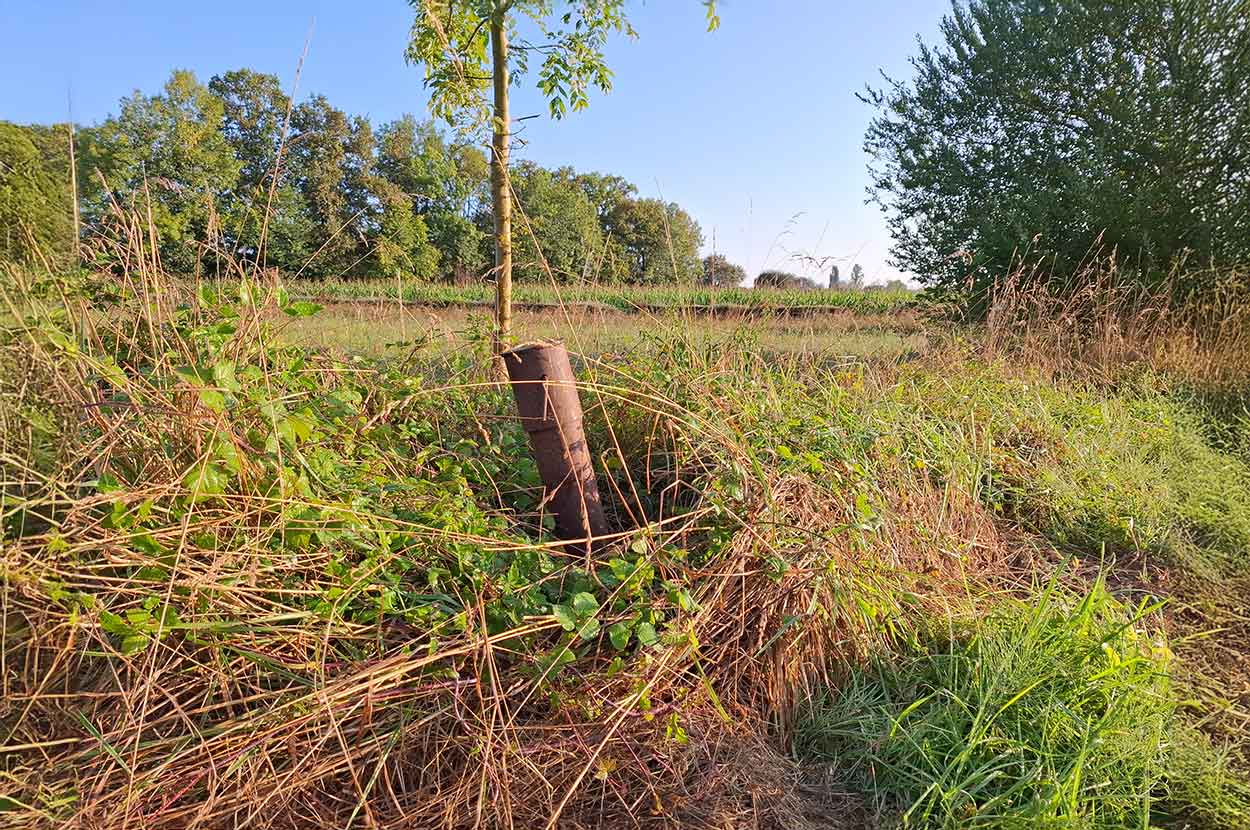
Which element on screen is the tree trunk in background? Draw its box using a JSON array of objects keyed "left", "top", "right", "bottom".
[{"left": 490, "top": 13, "right": 513, "bottom": 353}]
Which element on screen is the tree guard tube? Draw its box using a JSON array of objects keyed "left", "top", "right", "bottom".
[{"left": 502, "top": 341, "right": 608, "bottom": 553}]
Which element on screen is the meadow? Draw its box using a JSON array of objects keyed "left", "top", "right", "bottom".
[{"left": 3, "top": 258, "right": 1250, "bottom": 829}]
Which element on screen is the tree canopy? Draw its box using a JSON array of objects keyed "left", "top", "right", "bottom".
[
  {"left": 756, "top": 270, "right": 819, "bottom": 290},
  {"left": 2, "top": 68, "right": 710, "bottom": 284},
  {"left": 702, "top": 254, "right": 746, "bottom": 287},
  {"left": 864, "top": 0, "right": 1250, "bottom": 297},
  {"left": 0, "top": 122, "right": 74, "bottom": 269}
]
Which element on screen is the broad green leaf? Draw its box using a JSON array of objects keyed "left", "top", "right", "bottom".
[
  {"left": 552, "top": 604, "right": 576, "bottom": 632},
  {"left": 282, "top": 300, "right": 322, "bottom": 317},
  {"left": 636, "top": 622, "right": 659, "bottom": 647},
  {"left": 608, "top": 621, "right": 632, "bottom": 650},
  {"left": 571, "top": 591, "right": 599, "bottom": 619}
]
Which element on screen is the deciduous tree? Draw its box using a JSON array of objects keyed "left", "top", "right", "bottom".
[
  {"left": 82, "top": 70, "right": 241, "bottom": 273},
  {"left": 0, "top": 122, "right": 74, "bottom": 267},
  {"left": 702, "top": 253, "right": 746, "bottom": 287},
  {"left": 863, "top": 0, "right": 1250, "bottom": 300},
  {"left": 406, "top": 0, "right": 720, "bottom": 349}
]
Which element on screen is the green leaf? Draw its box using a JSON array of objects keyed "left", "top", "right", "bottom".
[
  {"left": 636, "top": 622, "right": 659, "bottom": 647},
  {"left": 552, "top": 604, "right": 576, "bottom": 632},
  {"left": 99, "top": 610, "right": 129, "bottom": 637},
  {"left": 571, "top": 591, "right": 599, "bottom": 619},
  {"left": 121, "top": 634, "right": 149, "bottom": 654},
  {"left": 608, "top": 620, "right": 632, "bottom": 650},
  {"left": 282, "top": 300, "right": 322, "bottom": 318},
  {"left": 96, "top": 357, "right": 128, "bottom": 390},
  {"left": 183, "top": 462, "right": 229, "bottom": 501},
  {"left": 575, "top": 617, "right": 600, "bottom": 641},
  {"left": 212, "top": 361, "right": 241, "bottom": 393},
  {"left": 199, "top": 389, "right": 227, "bottom": 413},
  {"left": 176, "top": 365, "right": 214, "bottom": 385}
]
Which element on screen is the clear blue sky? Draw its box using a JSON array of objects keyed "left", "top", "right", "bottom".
[{"left": 0, "top": 1, "right": 949, "bottom": 284}]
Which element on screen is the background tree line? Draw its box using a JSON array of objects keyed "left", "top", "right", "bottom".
[
  {"left": 1, "top": 68, "right": 707, "bottom": 284},
  {"left": 865, "top": 0, "right": 1250, "bottom": 302}
]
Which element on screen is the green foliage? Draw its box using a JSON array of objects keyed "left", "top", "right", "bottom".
[
  {"left": 208, "top": 69, "right": 309, "bottom": 269},
  {"left": 508, "top": 161, "right": 605, "bottom": 282},
  {"left": 601, "top": 195, "right": 703, "bottom": 284},
  {"left": 371, "top": 179, "right": 440, "bottom": 279},
  {"left": 287, "top": 95, "right": 377, "bottom": 275},
  {"left": 0, "top": 122, "right": 74, "bottom": 268},
  {"left": 755, "top": 270, "right": 817, "bottom": 290},
  {"left": 294, "top": 277, "right": 918, "bottom": 313},
  {"left": 885, "top": 361, "right": 1250, "bottom": 576},
  {"left": 13, "top": 67, "right": 711, "bottom": 286},
  {"left": 797, "top": 578, "right": 1185, "bottom": 828},
  {"left": 80, "top": 70, "right": 242, "bottom": 273},
  {"left": 865, "top": 0, "right": 1250, "bottom": 298},
  {"left": 4, "top": 264, "right": 1249, "bottom": 827},
  {"left": 701, "top": 253, "right": 746, "bottom": 287},
  {"left": 405, "top": 0, "right": 645, "bottom": 126}
]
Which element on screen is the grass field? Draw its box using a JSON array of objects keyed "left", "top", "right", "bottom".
[{"left": 3, "top": 266, "right": 1249, "bottom": 828}]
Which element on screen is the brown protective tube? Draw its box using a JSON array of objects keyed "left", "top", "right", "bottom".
[{"left": 502, "top": 341, "right": 608, "bottom": 554}]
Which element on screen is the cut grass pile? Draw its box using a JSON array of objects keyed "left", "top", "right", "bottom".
[{"left": 2, "top": 265, "right": 1248, "bottom": 828}]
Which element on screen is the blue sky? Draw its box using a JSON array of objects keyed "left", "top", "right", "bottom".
[{"left": 0, "top": 1, "right": 949, "bottom": 284}]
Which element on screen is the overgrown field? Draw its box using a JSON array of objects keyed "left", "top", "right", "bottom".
[{"left": 3, "top": 265, "right": 1249, "bottom": 829}]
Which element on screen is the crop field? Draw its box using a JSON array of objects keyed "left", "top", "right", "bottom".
[
  {"left": 278, "top": 299, "right": 928, "bottom": 360},
  {"left": 277, "top": 278, "right": 919, "bottom": 316},
  {"left": 3, "top": 264, "right": 1250, "bottom": 829}
]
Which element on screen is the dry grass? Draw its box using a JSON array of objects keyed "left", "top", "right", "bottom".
[
  {"left": 0, "top": 256, "right": 987, "bottom": 829},
  {"left": 5, "top": 222, "right": 1250, "bottom": 828},
  {"left": 978, "top": 253, "right": 1250, "bottom": 386}
]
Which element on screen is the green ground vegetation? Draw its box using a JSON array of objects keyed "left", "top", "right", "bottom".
[{"left": 2, "top": 262, "right": 1248, "bottom": 828}]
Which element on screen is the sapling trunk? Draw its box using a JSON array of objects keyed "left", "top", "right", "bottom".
[{"left": 490, "top": 12, "right": 513, "bottom": 353}]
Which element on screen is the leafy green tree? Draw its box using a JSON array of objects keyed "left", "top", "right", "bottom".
[
  {"left": 0, "top": 122, "right": 74, "bottom": 268},
  {"left": 370, "top": 176, "right": 440, "bottom": 279},
  {"left": 209, "top": 69, "right": 290, "bottom": 196},
  {"left": 208, "top": 69, "right": 310, "bottom": 268},
  {"left": 406, "top": 0, "right": 720, "bottom": 348},
  {"left": 427, "top": 212, "right": 488, "bottom": 282},
  {"left": 506, "top": 161, "right": 603, "bottom": 282},
  {"left": 863, "top": 0, "right": 1250, "bottom": 300},
  {"left": 756, "top": 270, "right": 817, "bottom": 290},
  {"left": 603, "top": 196, "right": 703, "bottom": 284},
  {"left": 81, "top": 70, "right": 241, "bottom": 273},
  {"left": 377, "top": 115, "right": 488, "bottom": 278},
  {"left": 572, "top": 171, "right": 638, "bottom": 221},
  {"left": 287, "top": 96, "right": 376, "bottom": 275},
  {"left": 702, "top": 253, "right": 746, "bottom": 287}
]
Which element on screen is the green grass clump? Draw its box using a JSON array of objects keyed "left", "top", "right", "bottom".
[{"left": 795, "top": 575, "right": 1222, "bottom": 829}]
